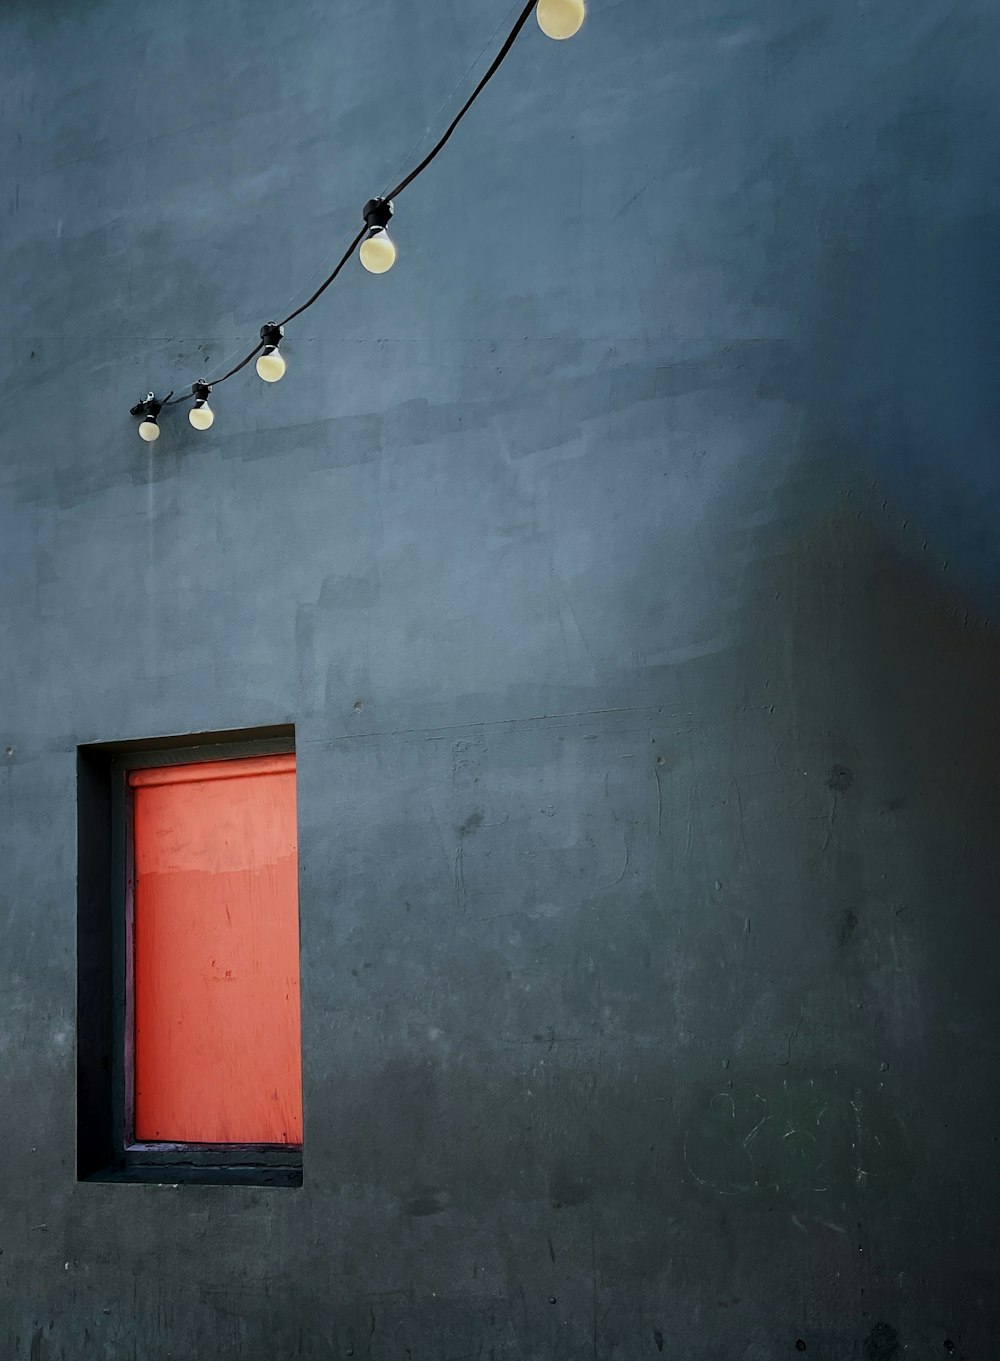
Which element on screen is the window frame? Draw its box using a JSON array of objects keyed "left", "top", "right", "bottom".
[{"left": 77, "top": 726, "right": 303, "bottom": 1187}]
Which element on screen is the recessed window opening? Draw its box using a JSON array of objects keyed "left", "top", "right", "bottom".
[{"left": 77, "top": 727, "right": 302, "bottom": 1187}]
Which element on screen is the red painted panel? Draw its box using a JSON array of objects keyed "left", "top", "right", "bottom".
[{"left": 129, "top": 754, "right": 302, "bottom": 1144}]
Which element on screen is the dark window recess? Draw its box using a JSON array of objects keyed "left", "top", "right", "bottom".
[{"left": 77, "top": 725, "right": 303, "bottom": 1188}]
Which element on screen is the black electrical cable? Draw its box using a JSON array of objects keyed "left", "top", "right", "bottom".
[
  {"left": 139, "top": 0, "right": 539, "bottom": 409},
  {"left": 384, "top": 0, "right": 537, "bottom": 200},
  {"left": 280, "top": 225, "right": 368, "bottom": 328}
]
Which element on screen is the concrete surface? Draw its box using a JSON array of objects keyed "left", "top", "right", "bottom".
[{"left": 1, "top": 0, "right": 999, "bottom": 1355}]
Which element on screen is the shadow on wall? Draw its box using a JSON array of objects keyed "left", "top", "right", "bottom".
[
  {"left": 287, "top": 505, "right": 1000, "bottom": 1354},
  {"left": 742, "top": 498, "right": 1000, "bottom": 1021},
  {"left": 817, "top": 205, "right": 1000, "bottom": 604},
  {"left": 786, "top": 179, "right": 1000, "bottom": 606}
]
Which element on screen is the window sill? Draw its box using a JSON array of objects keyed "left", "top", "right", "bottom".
[
  {"left": 82, "top": 1143, "right": 303, "bottom": 1187},
  {"left": 83, "top": 1163, "right": 302, "bottom": 1188}
]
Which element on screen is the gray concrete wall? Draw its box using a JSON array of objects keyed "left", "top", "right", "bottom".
[{"left": 2, "top": 0, "right": 999, "bottom": 1355}]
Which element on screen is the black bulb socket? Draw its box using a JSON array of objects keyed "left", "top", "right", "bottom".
[
  {"left": 130, "top": 393, "right": 163, "bottom": 421},
  {"left": 259, "top": 323, "right": 284, "bottom": 352},
  {"left": 192, "top": 381, "right": 212, "bottom": 404},
  {"left": 363, "top": 198, "right": 394, "bottom": 232}
]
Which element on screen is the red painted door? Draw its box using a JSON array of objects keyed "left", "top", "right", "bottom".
[{"left": 129, "top": 754, "right": 302, "bottom": 1144}]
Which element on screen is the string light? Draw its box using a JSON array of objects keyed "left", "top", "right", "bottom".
[
  {"left": 131, "top": 0, "right": 585, "bottom": 440},
  {"left": 255, "top": 324, "right": 286, "bottom": 383},
  {"left": 359, "top": 199, "right": 397, "bottom": 274},
  {"left": 189, "top": 382, "right": 215, "bottom": 429},
  {"left": 130, "top": 393, "right": 164, "bottom": 442}
]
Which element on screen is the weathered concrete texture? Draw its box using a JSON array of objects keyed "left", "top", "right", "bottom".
[{"left": 1, "top": 0, "right": 999, "bottom": 1355}]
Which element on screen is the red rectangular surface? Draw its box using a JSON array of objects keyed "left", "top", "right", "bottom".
[{"left": 129, "top": 754, "right": 302, "bottom": 1144}]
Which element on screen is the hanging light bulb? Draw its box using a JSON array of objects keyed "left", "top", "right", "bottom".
[
  {"left": 360, "top": 198, "right": 397, "bottom": 274},
  {"left": 256, "top": 323, "right": 286, "bottom": 382},
  {"left": 188, "top": 381, "right": 215, "bottom": 429},
  {"left": 536, "top": 0, "right": 586, "bottom": 39},
  {"left": 131, "top": 393, "right": 163, "bottom": 442}
]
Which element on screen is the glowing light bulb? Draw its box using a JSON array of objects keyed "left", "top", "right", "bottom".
[
  {"left": 138, "top": 418, "right": 160, "bottom": 442},
  {"left": 189, "top": 381, "right": 215, "bottom": 428},
  {"left": 536, "top": 0, "right": 585, "bottom": 39},
  {"left": 360, "top": 198, "right": 396, "bottom": 275},
  {"left": 189, "top": 403, "right": 214, "bottom": 429},
  {"left": 256, "top": 348, "right": 286, "bottom": 382},
  {"left": 360, "top": 227, "right": 397, "bottom": 274},
  {"left": 256, "top": 323, "right": 286, "bottom": 382}
]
